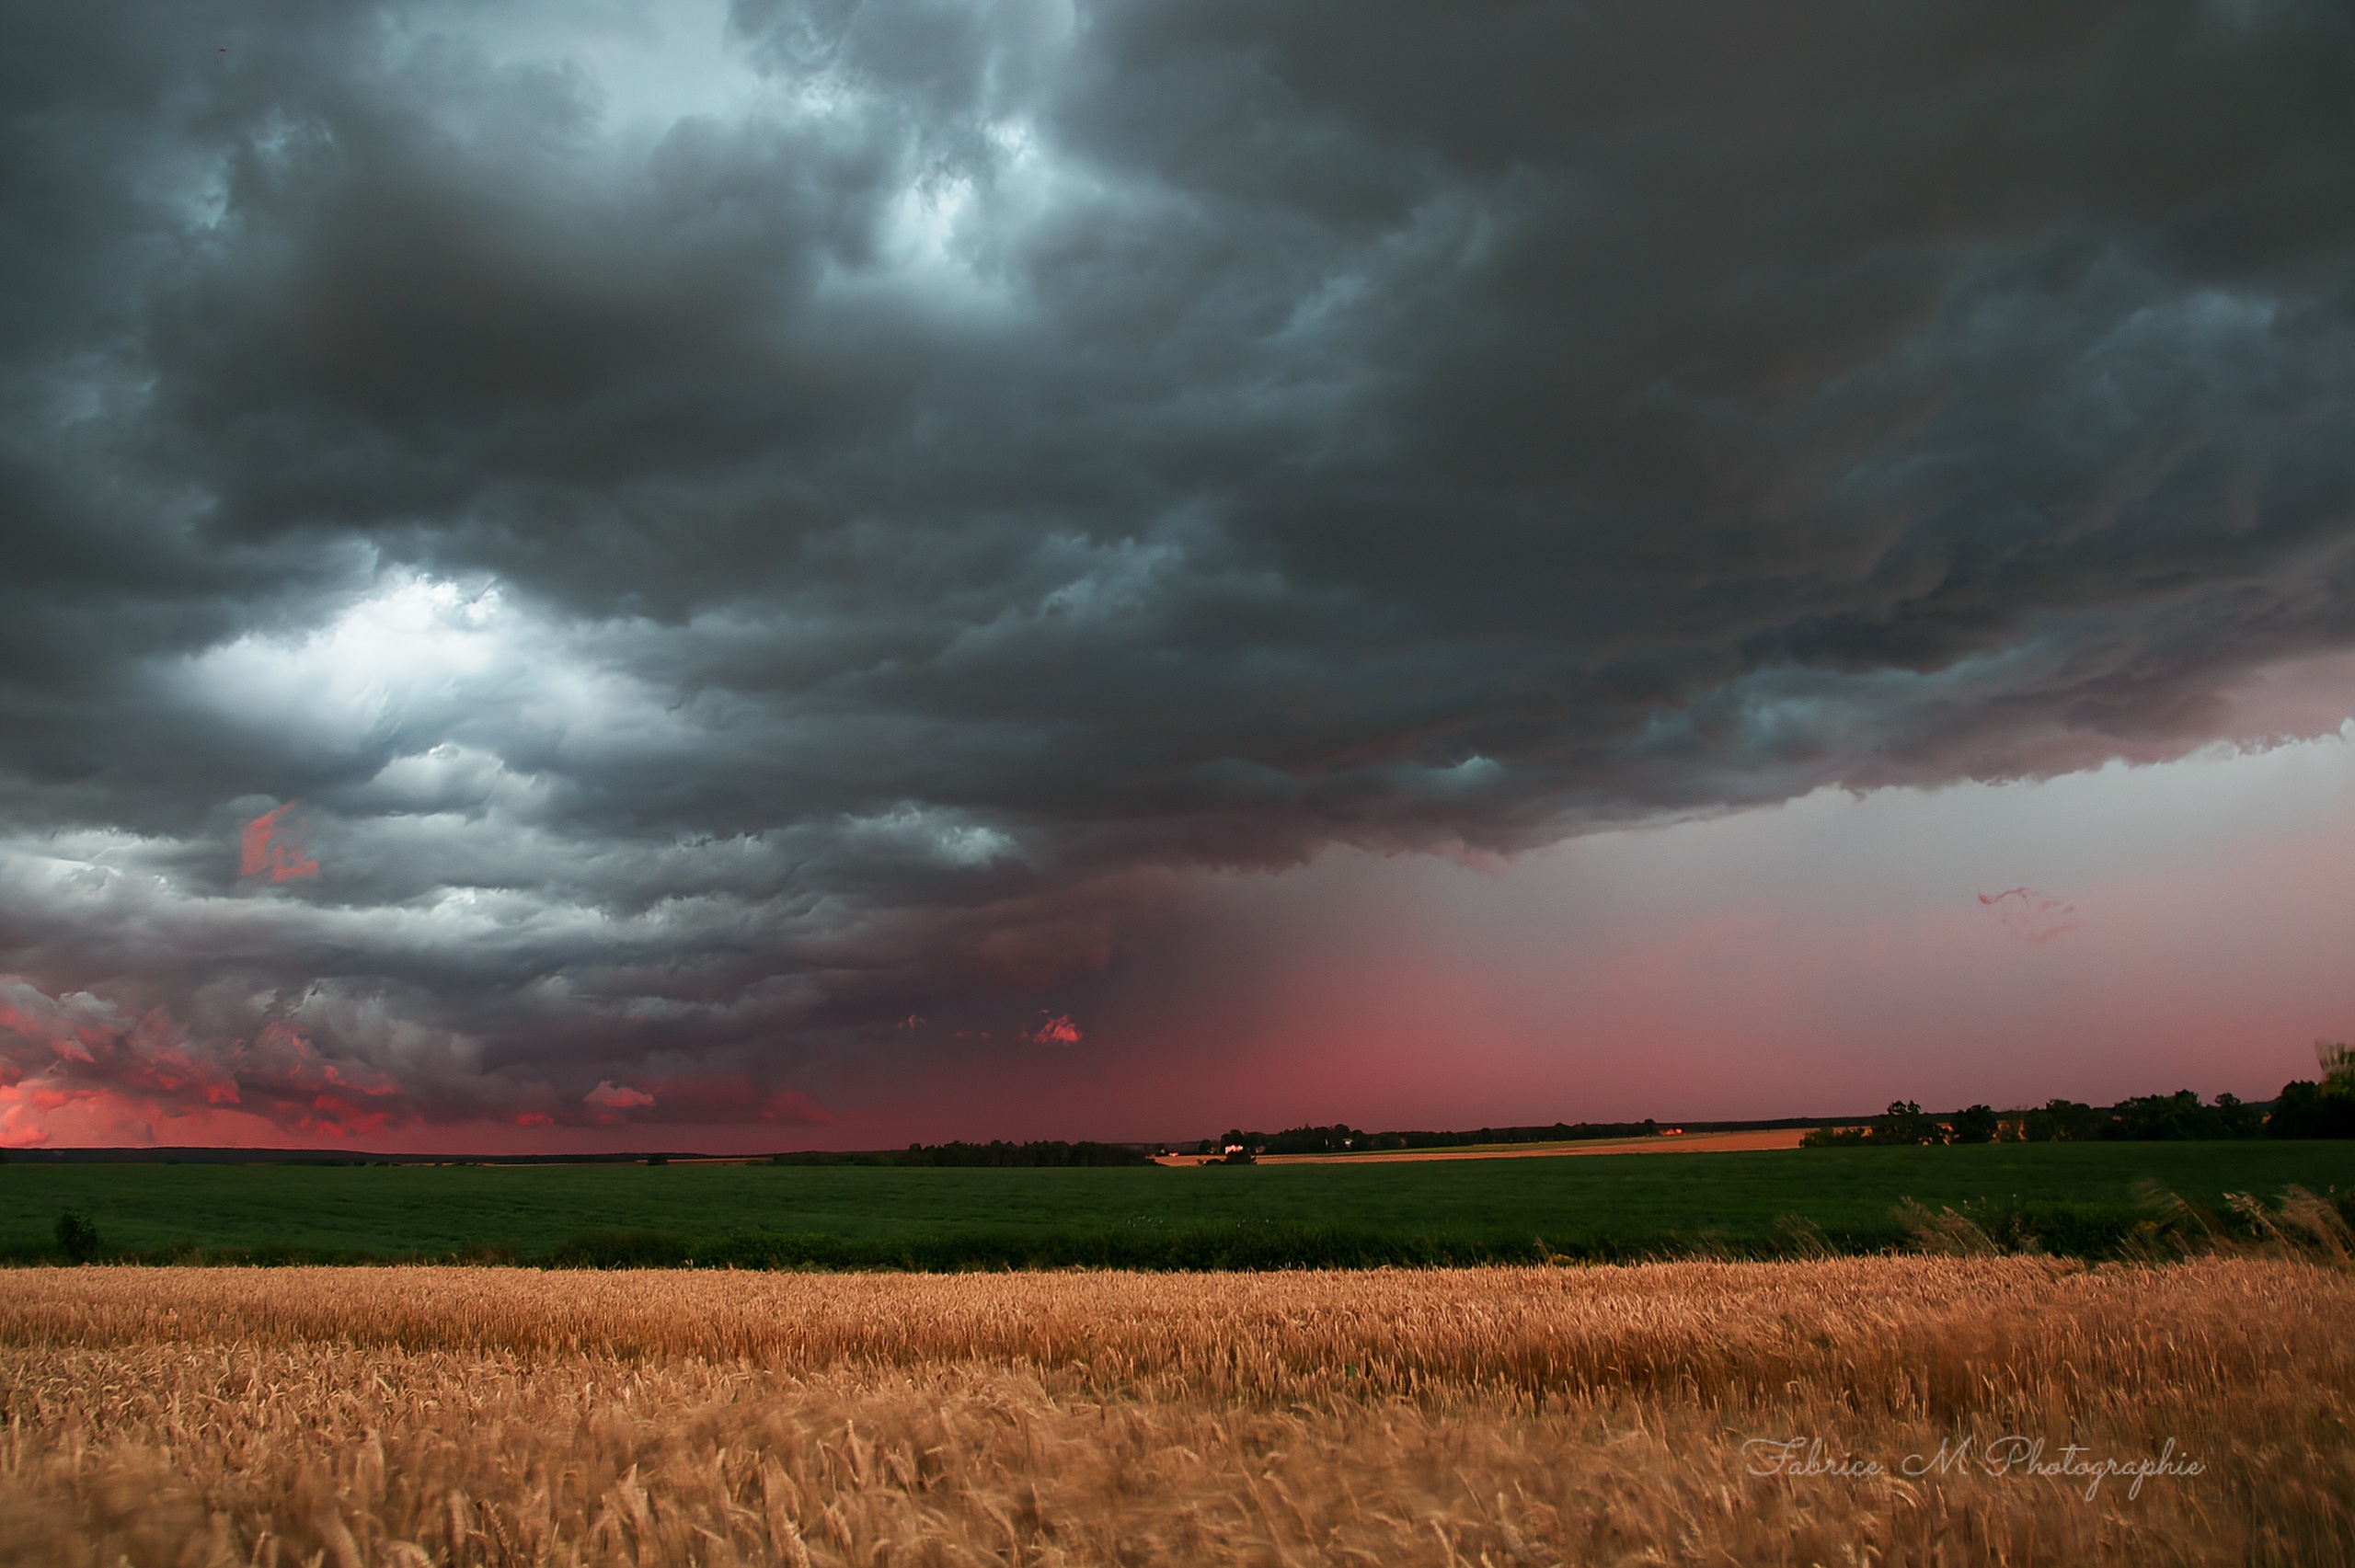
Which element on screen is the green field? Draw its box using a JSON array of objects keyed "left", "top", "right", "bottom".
[{"left": 6, "top": 1141, "right": 2353, "bottom": 1267}]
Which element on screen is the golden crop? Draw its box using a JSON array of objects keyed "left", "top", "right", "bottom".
[{"left": 3, "top": 1257, "right": 2349, "bottom": 1565}]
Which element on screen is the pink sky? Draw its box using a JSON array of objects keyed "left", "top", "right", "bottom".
[
  {"left": 16, "top": 714, "right": 2345, "bottom": 1152},
  {"left": 857, "top": 719, "right": 2355, "bottom": 1147}
]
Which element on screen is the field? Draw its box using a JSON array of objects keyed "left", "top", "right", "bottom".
[
  {"left": 3, "top": 1256, "right": 2351, "bottom": 1565},
  {"left": 1229, "top": 1127, "right": 1810, "bottom": 1162},
  {"left": 6, "top": 1141, "right": 2355, "bottom": 1266}
]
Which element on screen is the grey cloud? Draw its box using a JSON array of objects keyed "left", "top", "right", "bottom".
[{"left": 2, "top": 0, "right": 2351, "bottom": 1133}]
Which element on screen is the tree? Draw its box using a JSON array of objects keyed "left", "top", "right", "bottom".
[
  {"left": 1261, "top": 1123, "right": 1366, "bottom": 1155},
  {"left": 2211, "top": 1093, "right": 2263, "bottom": 1139},
  {"left": 2021, "top": 1098, "right": 2103, "bottom": 1141},
  {"left": 1868, "top": 1101, "right": 1942, "bottom": 1146},
  {"left": 2108, "top": 1090, "right": 2214, "bottom": 1140},
  {"left": 1948, "top": 1104, "right": 1999, "bottom": 1144},
  {"left": 2269, "top": 1081, "right": 2355, "bottom": 1139},
  {"left": 2269, "top": 1040, "right": 2355, "bottom": 1139},
  {"left": 2016, "top": 1092, "right": 2264, "bottom": 1141}
]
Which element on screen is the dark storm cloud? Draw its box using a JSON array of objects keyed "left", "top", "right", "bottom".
[{"left": 3, "top": 0, "right": 2352, "bottom": 1133}]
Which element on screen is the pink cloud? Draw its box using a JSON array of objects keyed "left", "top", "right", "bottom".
[
  {"left": 0, "top": 974, "right": 865, "bottom": 1150},
  {"left": 582, "top": 1081, "right": 656, "bottom": 1111},
  {"left": 239, "top": 800, "right": 318, "bottom": 883},
  {"left": 1032, "top": 1013, "right": 1082, "bottom": 1046}
]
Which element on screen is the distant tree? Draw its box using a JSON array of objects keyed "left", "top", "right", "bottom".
[
  {"left": 776, "top": 1139, "right": 1155, "bottom": 1167},
  {"left": 2269, "top": 1081, "right": 2355, "bottom": 1139},
  {"left": 2267, "top": 1043, "right": 2355, "bottom": 1139},
  {"left": 2211, "top": 1093, "right": 2263, "bottom": 1139},
  {"left": 2107, "top": 1090, "right": 2211, "bottom": 1140},
  {"left": 1948, "top": 1104, "right": 1999, "bottom": 1144},
  {"left": 1799, "top": 1124, "right": 1868, "bottom": 1148},
  {"left": 1261, "top": 1124, "right": 1366, "bottom": 1155},
  {"left": 912, "top": 1139, "right": 1155, "bottom": 1167},
  {"left": 1868, "top": 1102, "right": 1942, "bottom": 1146},
  {"left": 2020, "top": 1098, "right": 2104, "bottom": 1141}
]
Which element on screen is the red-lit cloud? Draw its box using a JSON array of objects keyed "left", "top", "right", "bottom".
[
  {"left": 0, "top": 974, "right": 842, "bottom": 1150},
  {"left": 1032, "top": 1013, "right": 1081, "bottom": 1046},
  {"left": 239, "top": 801, "right": 318, "bottom": 883},
  {"left": 0, "top": 981, "right": 402, "bottom": 1146}
]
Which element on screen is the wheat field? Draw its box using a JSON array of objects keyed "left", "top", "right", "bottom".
[{"left": 1, "top": 1256, "right": 2350, "bottom": 1566}]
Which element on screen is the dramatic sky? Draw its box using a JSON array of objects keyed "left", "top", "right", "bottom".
[{"left": 3, "top": 0, "right": 2352, "bottom": 1150}]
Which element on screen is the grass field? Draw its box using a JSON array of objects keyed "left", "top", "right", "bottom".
[
  {"left": 6, "top": 1140, "right": 2355, "bottom": 1266},
  {"left": 3, "top": 1256, "right": 2350, "bottom": 1565}
]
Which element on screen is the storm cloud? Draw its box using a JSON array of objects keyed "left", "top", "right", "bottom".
[{"left": 3, "top": 0, "right": 2352, "bottom": 1139}]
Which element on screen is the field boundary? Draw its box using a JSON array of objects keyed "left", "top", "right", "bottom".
[{"left": 1170, "top": 1127, "right": 1811, "bottom": 1165}]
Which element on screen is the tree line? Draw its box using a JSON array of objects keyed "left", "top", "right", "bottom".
[
  {"left": 772, "top": 1139, "right": 1156, "bottom": 1167},
  {"left": 1192, "top": 1119, "right": 1663, "bottom": 1162},
  {"left": 1802, "top": 1041, "right": 2355, "bottom": 1146}
]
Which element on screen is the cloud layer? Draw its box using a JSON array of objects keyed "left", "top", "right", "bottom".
[{"left": 3, "top": 0, "right": 2352, "bottom": 1140}]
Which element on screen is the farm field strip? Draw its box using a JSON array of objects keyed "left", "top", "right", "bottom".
[
  {"left": 8, "top": 1140, "right": 2355, "bottom": 1265},
  {"left": 3, "top": 1258, "right": 2351, "bottom": 1566}
]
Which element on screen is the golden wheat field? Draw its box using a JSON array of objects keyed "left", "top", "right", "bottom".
[{"left": 1, "top": 1256, "right": 2351, "bottom": 1567}]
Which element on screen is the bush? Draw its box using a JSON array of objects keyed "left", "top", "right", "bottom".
[{"left": 53, "top": 1211, "right": 99, "bottom": 1263}]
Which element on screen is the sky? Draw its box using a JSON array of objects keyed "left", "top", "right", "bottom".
[{"left": 2, "top": 0, "right": 2351, "bottom": 1151}]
